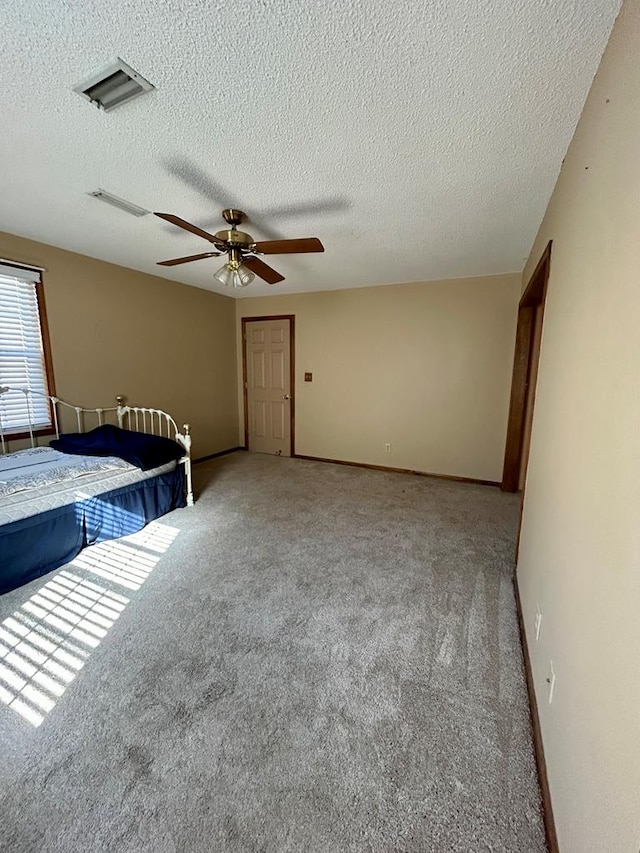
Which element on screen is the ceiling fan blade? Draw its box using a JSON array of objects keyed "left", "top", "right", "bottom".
[
  {"left": 154, "top": 212, "right": 225, "bottom": 245},
  {"left": 253, "top": 237, "right": 324, "bottom": 255},
  {"left": 157, "top": 252, "right": 222, "bottom": 266},
  {"left": 243, "top": 256, "right": 285, "bottom": 284}
]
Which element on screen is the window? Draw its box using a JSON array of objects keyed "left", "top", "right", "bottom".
[{"left": 0, "top": 262, "right": 55, "bottom": 436}]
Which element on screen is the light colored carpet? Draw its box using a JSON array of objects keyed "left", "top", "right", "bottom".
[{"left": 0, "top": 452, "right": 546, "bottom": 852}]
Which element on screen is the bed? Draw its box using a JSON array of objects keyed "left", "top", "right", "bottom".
[{"left": 0, "top": 388, "right": 193, "bottom": 595}]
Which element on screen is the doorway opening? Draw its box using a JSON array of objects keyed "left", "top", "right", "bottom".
[
  {"left": 242, "top": 315, "right": 295, "bottom": 457},
  {"left": 502, "top": 241, "right": 552, "bottom": 494}
]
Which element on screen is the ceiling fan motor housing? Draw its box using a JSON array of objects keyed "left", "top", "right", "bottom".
[{"left": 215, "top": 229, "right": 254, "bottom": 247}]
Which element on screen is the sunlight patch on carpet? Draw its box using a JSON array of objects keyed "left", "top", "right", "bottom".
[{"left": 0, "top": 521, "right": 179, "bottom": 727}]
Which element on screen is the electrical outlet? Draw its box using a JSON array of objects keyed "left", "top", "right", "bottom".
[
  {"left": 534, "top": 607, "right": 542, "bottom": 642},
  {"left": 546, "top": 661, "right": 556, "bottom": 704},
  {"left": 385, "top": 443, "right": 392, "bottom": 453}
]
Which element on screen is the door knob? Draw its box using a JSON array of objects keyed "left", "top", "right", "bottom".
[{"left": 283, "top": 394, "right": 291, "bottom": 400}]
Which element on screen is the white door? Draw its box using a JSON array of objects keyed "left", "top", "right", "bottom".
[{"left": 245, "top": 318, "right": 292, "bottom": 456}]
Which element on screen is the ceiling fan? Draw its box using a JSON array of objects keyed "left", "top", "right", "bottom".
[{"left": 155, "top": 208, "right": 324, "bottom": 287}]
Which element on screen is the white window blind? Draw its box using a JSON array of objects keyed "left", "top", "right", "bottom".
[{"left": 0, "top": 264, "right": 52, "bottom": 433}]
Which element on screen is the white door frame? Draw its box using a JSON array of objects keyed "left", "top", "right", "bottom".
[{"left": 242, "top": 314, "right": 295, "bottom": 456}]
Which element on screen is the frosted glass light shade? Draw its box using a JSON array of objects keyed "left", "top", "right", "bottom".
[
  {"left": 235, "top": 265, "right": 255, "bottom": 287},
  {"left": 213, "top": 264, "right": 232, "bottom": 286}
]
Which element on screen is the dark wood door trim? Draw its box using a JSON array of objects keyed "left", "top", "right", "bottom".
[
  {"left": 241, "top": 315, "right": 295, "bottom": 456},
  {"left": 502, "top": 307, "right": 535, "bottom": 492},
  {"left": 501, "top": 242, "right": 552, "bottom": 492}
]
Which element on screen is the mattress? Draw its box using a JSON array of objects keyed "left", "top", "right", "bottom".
[{"left": 0, "top": 459, "right": 178, "bottom": 526}]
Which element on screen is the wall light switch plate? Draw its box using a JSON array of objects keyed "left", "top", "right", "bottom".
[{"left": 304, "top": 372, "right": 312, "bottom": 382}]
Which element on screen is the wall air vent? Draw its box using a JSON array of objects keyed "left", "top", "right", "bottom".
[
  {"left": 73, "top": 58, "right": 155, "bottom": 112},
  {"left": 88, "top": 189, "right": 150, "bottom": 217}
]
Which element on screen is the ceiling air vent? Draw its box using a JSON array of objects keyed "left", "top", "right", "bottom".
[
  {"left": 73, "top": 58, "right": 155, "bottom": 112},
  {"left": 88, "top": 189, "right": 150, "bottom": 217}
]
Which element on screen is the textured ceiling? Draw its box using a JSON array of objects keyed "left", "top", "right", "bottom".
[{"left": 0, "top": 0, "right": 621, "bottom": 298}]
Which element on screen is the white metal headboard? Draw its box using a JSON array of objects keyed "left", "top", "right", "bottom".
[{"left": 0, "top": 387, "right": 193, "bottom": 506}]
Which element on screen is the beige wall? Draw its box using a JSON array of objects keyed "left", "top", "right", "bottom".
[
  {"left": 517, "top": 2, "right": 639, "bottom": 851},
  {"left": 0, "top": 232, "right": 239, "bottom": 458},
  {"left": 237, "top": 274, "right": 520, "bottom": 482}
]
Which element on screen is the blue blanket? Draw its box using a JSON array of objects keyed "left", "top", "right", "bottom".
[{"left": 50, "top": 424, "right": 184, "bottom": 471}]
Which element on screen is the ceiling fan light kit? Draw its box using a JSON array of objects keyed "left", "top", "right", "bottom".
[
  {"left": 155, "top": 208, "right": 324, "bottom": 287},
  {"left": 214, "top": 262, "right": 255, "bottom": 288}
]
